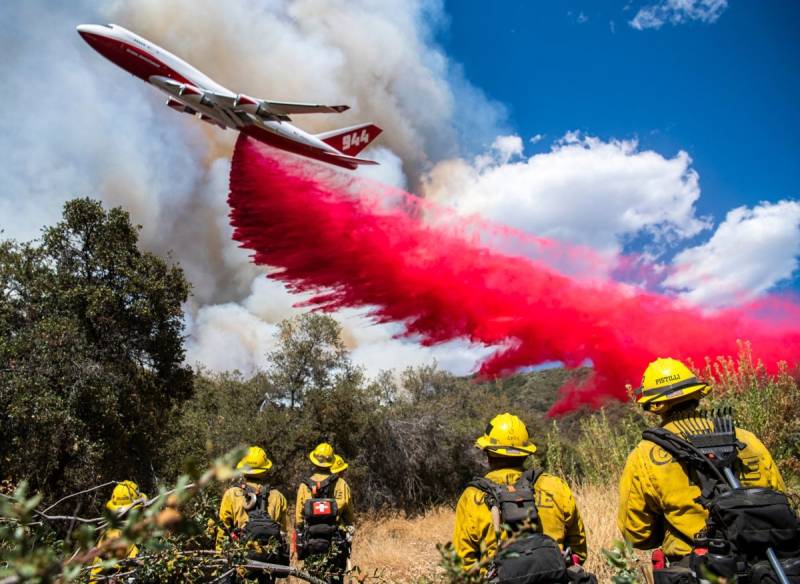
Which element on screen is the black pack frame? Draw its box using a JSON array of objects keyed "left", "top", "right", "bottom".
[{"left": 643, "top": 408, "right": 798, "bottom": 584}]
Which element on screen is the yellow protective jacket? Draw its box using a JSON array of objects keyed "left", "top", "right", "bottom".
[
  {"left": 216, "top": 481, "right": 288, "bottom": 549},
  {"left": 618, "top": 420, "right": 785, "bottom": 558},
  {"left": 295, "top": 472, "right": 354, "bottom": 529},
  {"left": 90, "top": 528, "right": 138, "bottom": 580},
  {"left": 453, "top": 467, "right": 588, "bottom": 573}
]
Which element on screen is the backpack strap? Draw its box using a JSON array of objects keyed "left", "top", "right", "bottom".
[
  {"left": 642, "top": 428, "right": 728, "bottom": 507},
  {"left": 517, "top": 467, "right": 546, "bottom": 489},
  {"left": 516, "top": 468, "right": 544, "bottom": 528},
  {"left": 468, "top": 469, "right": 545, "bottom": 534},
  {"left": 468, "top": 476, "right": 503, "bottom": 509},
  {"left": 303, "top": 474, "right": 338, "bottom": 498},
  {"left": 468, "top": 468, "right": 546, "bottom": 505}
]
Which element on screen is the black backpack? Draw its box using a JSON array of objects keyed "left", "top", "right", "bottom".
[
  {"left": 469, "top": 469, "right": 571, "bottom": 584},
  {"left": 643, "top": 413, "right": 800, "bottom": 584},
  {"left": 297, "top": 475, "right": 342, "bottom": 559},
  {"left": 240, "top": 485, "right": 289, "bottom": 566}
]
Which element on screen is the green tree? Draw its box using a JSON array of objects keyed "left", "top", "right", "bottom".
[
  {"left": 0, "top": 198, "right": 193, "bottom": 499},
  {"left": 264, "top": 313, "right": 351, "bottom": 408}
]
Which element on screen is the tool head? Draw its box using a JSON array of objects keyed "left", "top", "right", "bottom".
[{"left": 672, "top": 407, "right": 744, "bottom": 471}]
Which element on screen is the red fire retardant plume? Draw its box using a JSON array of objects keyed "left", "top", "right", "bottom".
[{"left": 228, "top": 136, "right": 800, "bottom": 415}]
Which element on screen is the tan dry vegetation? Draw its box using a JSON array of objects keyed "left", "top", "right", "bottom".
[
  {"left": 572, "top": 482, "right": 651, "bottom": 583},
  {"left": 350, "top": 507, "right": 455, "bottom": 582},
  {"left": 337, "top": 481, "right": 653, "bottom": 583}
]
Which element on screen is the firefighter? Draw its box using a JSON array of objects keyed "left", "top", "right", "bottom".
[
  {"left": 295, "top": 443, "right": 354, "bottom": 584},
  {"left": 618, "top": 357, "right": 785, "bottom": 563},
  {"left": 90, "top": 481, "right": 146, "bottom": 580},
  {"left": 453, "top": 413, "right": 588, "bottom": 577},
  {"left": 217, "top": 446, "right": 288, "bottom": 582}
]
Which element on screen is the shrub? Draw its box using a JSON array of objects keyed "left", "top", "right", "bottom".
[
  {"left": 702, "top": 342, "right": 800, "bottom": 487},
  {"left": 544, "top": 403, "right": 649, "bottom": 484}
]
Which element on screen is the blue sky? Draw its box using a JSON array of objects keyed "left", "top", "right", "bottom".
[{"left": 440, "top": 0, "right": 799, "bottom": 234}]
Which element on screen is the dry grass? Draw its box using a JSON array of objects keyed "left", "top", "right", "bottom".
[
  {"left": 329, "top": 481, "right": 653, "bottom": 583},
  {"left": 350, "top": 507, "right": 455, "bottom": 582},
  {"left": 572, "top": 482, "right": 651, "bottom": 583}
]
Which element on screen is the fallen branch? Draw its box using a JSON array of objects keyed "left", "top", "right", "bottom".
[
  {"left": 79, "top": 552, "right": 330, "bottom": 584},
  {"left": 41, "top": 481, "right": 117, "bottom": 514}
]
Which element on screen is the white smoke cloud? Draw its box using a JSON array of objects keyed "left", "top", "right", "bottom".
[
  {"left": 665, "top": 201, "right": 800, "bottom": 307},
  {"left": 0, "top": 0, "right": 505, "bottom": 377}
]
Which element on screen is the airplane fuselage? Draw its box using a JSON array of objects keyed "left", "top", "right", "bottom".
[{"left": 76, "top": 24, "right": 367, "bottom": 169}]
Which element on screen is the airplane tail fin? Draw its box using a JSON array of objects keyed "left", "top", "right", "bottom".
[{"left": 316, "top": 123, "right": 382, "bottom": 157}]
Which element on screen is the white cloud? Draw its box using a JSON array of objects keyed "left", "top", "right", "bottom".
[
  {"left": 421, "top": 132, "right": 710, "bottom": 256},
  {"left": 664, "top": 200, "right": 800, "bottom": 307},
  {"left": 491, "top": 135, "right": 524, "bottom": 165},
  {"left": 567, "top": 10, "right": 589, "bottom": 24},
  {"left": 630, "top": 0, "right": 728, "bottom": 30},
  {"left": 529, "top": 134, "right": 545, "bottom": 144}
]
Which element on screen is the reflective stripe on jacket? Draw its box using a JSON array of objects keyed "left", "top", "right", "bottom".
[
  {"left": 295, "top": 472, "right": 354, "bottom": 529},
  {"left": 617, "top": 421, "right": 785, "bottom": 558},
  {"left": 453, "top": 467, "right": 588, "bottom": 573},
  {"left": 216, "top": 480, "right": 288, "bottom": 549}
]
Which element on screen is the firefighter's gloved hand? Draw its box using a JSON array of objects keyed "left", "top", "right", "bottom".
[{"left": 345, "top": 525, "right": 355, "bottom": 543}]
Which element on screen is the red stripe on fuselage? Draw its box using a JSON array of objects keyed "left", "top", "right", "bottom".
[
  {"left": 79, "top": 32, "right": 192, "bottom": 86},
  {"left": 242, "top": 126, "right": 358, "bottom": 170}
]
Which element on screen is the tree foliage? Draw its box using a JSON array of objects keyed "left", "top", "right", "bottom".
[
  {"left": 265, "top": 313, "right": 352, "bottom": 408},
  {"left": 0, "top": 198, "right": 193, "bottom": 499}
]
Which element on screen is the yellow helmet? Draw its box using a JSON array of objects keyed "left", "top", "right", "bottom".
[
  {"left": 636, "top": 357, "right": 710, "bottom": 412},
  {"left": 236, "top": 446, "right": 273, "bottom": 477},
  {"left": 331, "top": 455, "right": 349, "bottom": 474},
  {"left": 106, "top": 480, "right": 146, "bottom": 512},
  {"left": 309, "top": 442, "right": 336, "bottom": 468},
  {"left": 475, "top": 413, "right": 537, "bottom": 457}
]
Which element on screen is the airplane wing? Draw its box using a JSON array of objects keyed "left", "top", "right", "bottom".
[
  {"left": 205, "top": 93, "right": 350, "bottom": 116},
  {"left": 259, "top": 101, "right": 349, "bottom": 115},
  {"left": 149, "top": 77, "right": 348, "bottom": 121}
]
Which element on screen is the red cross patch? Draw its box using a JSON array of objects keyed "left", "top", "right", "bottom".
[{"left": 312, "top": 501, "right": 332, "bottom": 515}]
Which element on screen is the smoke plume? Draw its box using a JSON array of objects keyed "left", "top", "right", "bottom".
[{"left": 229, "top": 137, "right": 800, "bottom": 413}]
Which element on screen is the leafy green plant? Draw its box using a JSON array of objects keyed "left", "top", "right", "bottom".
[{"left": 602, "top": 539, "right": 644, "bottom": 584}]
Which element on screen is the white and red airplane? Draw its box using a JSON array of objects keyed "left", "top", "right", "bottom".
[{"left": 76, "top": 23, "right": 382, "bottom": 170}]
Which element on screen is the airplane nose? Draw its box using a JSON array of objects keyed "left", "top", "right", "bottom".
[
  {"left": 76, "top": 24, "right": 109, "bottom": 41},
  {"left": 76, "top": 24, "right": 95, "bottom": 42}
]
